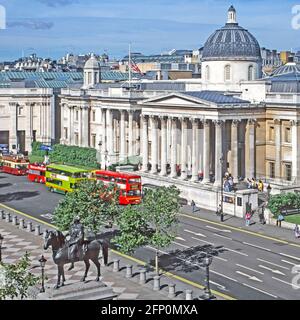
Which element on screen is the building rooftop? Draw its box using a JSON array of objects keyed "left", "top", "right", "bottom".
[{"left": 183, "top": 91, "right": 250, "bottom": 104}]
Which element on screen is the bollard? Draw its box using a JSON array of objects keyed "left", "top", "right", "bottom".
[
  {"left": 5, "top": 212, "right": 11, "bottom": 223},
  {"left": 0, "top": 210, "right": 5, "bottom": 220},
  {"left": 27, "top": 221, "right": 33, "bottom": 232},
  {"left": 19, "top": 218, "right": 25, "bottom": 229},
  {"left": 168, "top": 284, "right": 176, "bottom": 298},
  {"left": 126, "top": 265, "right": 133, "bottom": 278},
  {"left": 12, "top": 216, "right": 18, "bottom": 226},
  {"left": 35, "top": 225, "right": 41, "bottom": 236},
  {"left": 186, "top": 289, "right": 193, "bottom": 300},
  {"left": 113, "top": 259, "right": 120, "bottom": 272},
  {"left": 42, "top": 230, "right": 48, "bottom": 239},
  {"left": 153, "top": 276, "right": 161, "bottom": 291},
  {"left": 139, "top": 269, "right": 147, "bottom": 284}
]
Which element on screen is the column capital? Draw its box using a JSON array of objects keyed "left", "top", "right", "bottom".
[
  {"left": 290, "top": 120, "right": 300, "bottom": 126},
  {"left": 232, "top": 119, "right": 241, "bottom": 127},
  {"left": 247, "top": 118, "right": 257, "bottom": 125},
  {"left": 213, "top": 119, "right": 225, "bottom": 126},
  {"left": 203, "top": 119, "right": 211, "bottom": 127},
  {"left": 274, "top": 118, "right": 281, "bottom": 125}
]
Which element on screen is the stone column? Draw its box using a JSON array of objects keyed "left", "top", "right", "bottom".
[
  {"left": 202, "top": 120, "right": 211, "bottom": 184},
  {"left": 160, "top": 116, "right": 168, "bottom": 176},
  {"left": 9, "top": 103, "right": 18, "bottom": 151},
  {"left": 141, "top": 115, "right": 149, "bottom": 172},
  {"left": 170, "top": 117, "right": 178, "bottom": 178},
  {"left": 247, "top": 119, "right": 256, "bottom": 179},
  {"left": 213, "top": 120, "right": 224, "bottom": 187},
  {"left": 101, "top": 109, "right": 107, "bottom": 170},
  {"left": 25, "top": 103, "right": 33, "bottom": 153},
  {"left": 192, "top": 119, "right": 199, "bottom": 181},
  {"left": 180, "top": 118, "right": 188, "bottom": 180},
  {"left": 120, "top": 110, "right": 126, "bottom": 161},
  {"left": 106, "top": 109, "right": 114, "bottom": 157},
  {"left": 68, "top": 106, "right": 73, "bottom": 145},
  {"left": 291, "top": 120, "right": 300, "bottom": 183},
  {"left": 231, "top": 120, "right": 240, "bottom": 183},
  {"left": 78, "top": 107, "right": 82, "bottom": 146},
  {"left": 274, "top": 119, "right": 281, "bottom": 180},
  {"left": 82, "top": 106, "right": 89, "bottom": 148},
  {"left": 128, "top": 110, "right": 134, "bottom": 157},
  {"left": 150, "top": 116, "right": 158, "bottom": 174},
  {"left": 60, "top": 103, "right": 66, "bottom": 144}
]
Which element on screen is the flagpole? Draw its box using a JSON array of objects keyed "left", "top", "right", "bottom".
[{"left": 129, "top": 43, "right": 132, "bottom": 91}]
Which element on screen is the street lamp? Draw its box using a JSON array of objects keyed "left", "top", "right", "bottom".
[
  {"left": 0, "top": 234, "right": 3, "bottom": 263},
  {"left": 39, "top": 255, "right": 47, "bottom": 293},
  {"left": 200, "top": 255, "right": 215, "bottom": 300},
  {"left": 104, "top": 150, "right": 109, "bottom": 170},
  {"left": 220, "top": 154, "right": 224, "bottom": 222}
]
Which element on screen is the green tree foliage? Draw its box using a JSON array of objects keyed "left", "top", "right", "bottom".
[
  {"left": 0, "top": 252, "right": 39, "bottom": 300},
  {"left": 31, "top": 141, "right": 46, "bottom": 158},
  {"left": 113, "top": 185, "right": 180, "bottom": 274},
  {"left": 268, "top": 192, "right": 300, "bottom": 217},
  {"left": 53, "top": 179, "right": 120, "bottom": 234}
]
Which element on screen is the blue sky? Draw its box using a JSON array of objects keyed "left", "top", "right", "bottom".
[{"left": 0, "top": 0, "right": 298, "bottom": 61}]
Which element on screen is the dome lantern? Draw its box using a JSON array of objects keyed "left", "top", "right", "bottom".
[{"left": 227, "top": 5, "right": 237, "bottom": 24}]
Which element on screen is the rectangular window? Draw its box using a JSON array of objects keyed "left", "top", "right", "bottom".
[
  {"left": 285, "top": 127, "right": 291, "bottom": 143},
  {"left": 92, "top": 111, "right": 96, "bottom": 122},
  {"left": 286, "top": 164, "right": 292, "bottom": 181},
  {"left": 269, "top": 126, "right": 275, "bottom": 141},
  {"left": 76, "top": 110, "right": 79, "bottom": 121},
  {"left": 269, "top": 162, "right": 275, "bottom": 179},
  {"left": 237, "top": 197, "right": 242, "bottom": 207},
  {"left": 91, "top": 134, "right": 96, "bottom": 148},
  {"left": 75, "top": 133, "right": 79, "bottom": 145}
]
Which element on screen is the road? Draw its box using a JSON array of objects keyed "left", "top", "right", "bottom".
[{"left": 1, "top": 172, "right": 300, "bottom": 300}]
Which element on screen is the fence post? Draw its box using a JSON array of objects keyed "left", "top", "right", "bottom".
[
  {"left": 5, "top": 212, "right": 11, "bottom": 223},
  {"left": 126, "top": 265, "right": 133, "bottom": 278},
  {"left": 139, "top": 269, "right": 147, "bottom": 284},
  {"left": 19, "top": 218, "right": 25, "bottom": 229},
  {"left": 153, "top": 276, "right": 161, "bottom": 291},
  {"left": 186, "top": 289, "right": 193, "bottom": 300},
  {"left": 27, "top": 221, "right": 33, "bottom": 232},
  {"left": 12, "top": 215, "right": 18, "bottom": 226},
  {"left": 168, "top": 284, "right": 176, "bottom": 298},
  {"left": 35, "top": 225, "right": 41, "bottom": 236},
  {"left": 113, "top": 259, "right": 120, "bottom": 272}
]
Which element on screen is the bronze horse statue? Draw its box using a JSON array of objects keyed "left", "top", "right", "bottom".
[{"left": 44, "top": 230, "right": 109, "bottom": 289}]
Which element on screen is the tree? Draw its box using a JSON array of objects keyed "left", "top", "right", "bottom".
[
  {"left": 0, "top": 252, "right": 39, "bottom": 300},
  {"left": 114, "top": 185, "right": 180, "bottom": 274},
  {"left": 268, "top": 192, "right": 300, "bottom": 217},
  {"left": 53, "top": 179, "right": 120, "bottom": 234}
]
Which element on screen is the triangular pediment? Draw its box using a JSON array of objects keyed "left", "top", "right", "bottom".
[{"left": 140, "top": 93, "right": 212, "bottom": 107}]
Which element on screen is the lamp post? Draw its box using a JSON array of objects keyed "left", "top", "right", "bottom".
[
  {"left": 0, "top": 234, "right": 3, "bottom": 263},
  {"left": 39, "top": 255, "right": 47, "bottom": 293},
  {"left": 200, "top": 255, "right": 215, "bottom": 300},
  {"left": 220, "top": 154, "right": 224, "bottom": 222}
]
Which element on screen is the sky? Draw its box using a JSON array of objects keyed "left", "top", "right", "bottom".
[{"left": 0, "top": 0, "right": 298, "bottom": 61}]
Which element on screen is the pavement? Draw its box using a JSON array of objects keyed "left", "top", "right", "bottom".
[{"left": 0, "top": 219, "right": 204, "bottom": 300}]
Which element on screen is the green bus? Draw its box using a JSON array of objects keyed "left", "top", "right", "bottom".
[{"left": 45, "top": 164, "right": 92, "bottom": 194}]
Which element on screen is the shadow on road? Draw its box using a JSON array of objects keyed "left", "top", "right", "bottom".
[
  {"left": 0, "top": 183, "right": 12, "bottom": 189},
  {"left": 0, "top": 191, "right": 40, "bottom": 203}
]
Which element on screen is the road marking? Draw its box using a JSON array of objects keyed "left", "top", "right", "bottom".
[
  {"left": 214, "top": 256, "right": 228, "bottom": 262},
  {"left": 242, "top": 242, "right": 271, "bottom": 252},
  {"left": 210, "top": 280, "right": 227, "bottom": 291},
  {"left": 146, "top": 246, "right": 169, "bottom": 255},
  {"left": 210, "top": 270, "right": 238, "bottom": 282},
  {"left": 257, "top": 258, "right": 289, "bottom": 270},
  {"left": 175, "top": 237, "right": 186, "bottom": 242},
  {"left": 184, "top": 229, "right": 206, "bottom": 238},
  {"left": 242, "top": 283, "right": 278, "bottom": 299},
  {"left": 258, "top": 265, "right": 286, "bottom": 276},
  {"left": 272, "top": 277, "right": 300, "bottom": 289},
  {"left": 236, "top": 271, "right": 263, "bottom": 282},
  {"left": 206, "top": 225, "right": 232, "bottom": 233},
  {"left": 179, "top": 213, "right": 300, "bottom": 248},
  {"left": 172, "top": 241, "right": 190, "bottom": 249},
  {"left": 236, "top": 264, "right": 264, "bottom": 275},
  {"left": 281, "top": 259, "right": 297, "bottom": 266},
  {"left": 191, "top": 237, "right": 214, "bottom": 245},
  {"left": 225, "top": 247, "right": 248, "bottom": 257},
  {"left": 0, "top": 203, "right": 235, "bottom": 301},
  {"left": 279, "top": 253, "right": 300, "bottom": 262},
  {"left": 214, "top": 233, "right": 233, "bottom": 241}
]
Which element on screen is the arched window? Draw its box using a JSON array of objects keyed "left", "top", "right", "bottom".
[
  {"left": 224, "top": 65, "right": 231, "bottom": 81},
  {"left": 205, "top": 65, "right": 210, "bottom": 81},
  {"left": 248, "top": 65, "right": 254, "bottom": 81}
]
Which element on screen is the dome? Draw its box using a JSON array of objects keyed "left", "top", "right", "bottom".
[
  {"left": 202, "top": 6, "right": 261, "bottom": 62},
  {"left": 84, "top": 54, "right": 100, "bottom": 69},
  {"left": 272, "top": 62, "right": 300, "bottom": 77}
]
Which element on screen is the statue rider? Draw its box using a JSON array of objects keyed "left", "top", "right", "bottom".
[{"left": 67, "top": 216, "right": 84, "bottom": 271}]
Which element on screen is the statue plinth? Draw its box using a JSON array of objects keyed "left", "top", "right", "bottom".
[{"left": 37, "top": 280, "right": 117, "bottom": 300}]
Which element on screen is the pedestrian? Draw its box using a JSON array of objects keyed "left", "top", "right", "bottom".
[
  {"left": 245, "top": 211, "right": 251, "bottom": 226},
  {"left": 258, "top": 180, "right": 264, "bottom": 192},
  {"left": 267, "top": 184, "right": 272, "bottom": 200},
  {"left": 294, "top": 224, "right": 300, "bottom": 239},
  {"left": 191, "top": 200, "right": 196, "bottom": 213},
  {"left": 216, "top": 204, "right": 222, "bottom": 216},
  {"left": 247, "top": 178, "right": 252, "bottom": 189},
  {"left": 276, "top": 213, "right": 284, "bottom": 227}
]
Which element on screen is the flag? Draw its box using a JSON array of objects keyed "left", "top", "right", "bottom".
[{"left": 129, "top": 59, "right": 143, "bottom": 74}]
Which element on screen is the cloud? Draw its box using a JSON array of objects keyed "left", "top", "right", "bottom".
[
  {"left": 7, "top": 20, "right": 54, "bottom": 30},
  {"left": 37, "top": 0, "right": 79, "bottom": 7}
]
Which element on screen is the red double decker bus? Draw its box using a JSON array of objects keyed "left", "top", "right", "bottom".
[
  {"left": 0, "top": 154, "right": 29, "bottom": 176},
  {"left": 93, "top": 170, "right": 142, "bottom": 205},
  {"left": 27, "top": 163, "right": 47, "bottom": 184}
]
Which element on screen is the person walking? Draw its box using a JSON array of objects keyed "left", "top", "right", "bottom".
[
  {"left": 294, "top": 224, "right": 300, "bottom": 239},
  {"left": 216, "top": 204, "right": 222, "bottom": 217},
  {"left": 191, "top": 200, "right": 196, "bottom": 213},
  {"left": 276, "top": 213, "right": 284, "bottom": 227},
  {"left": 245, "top": 211, "right": 251, "bottom": 226}
]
